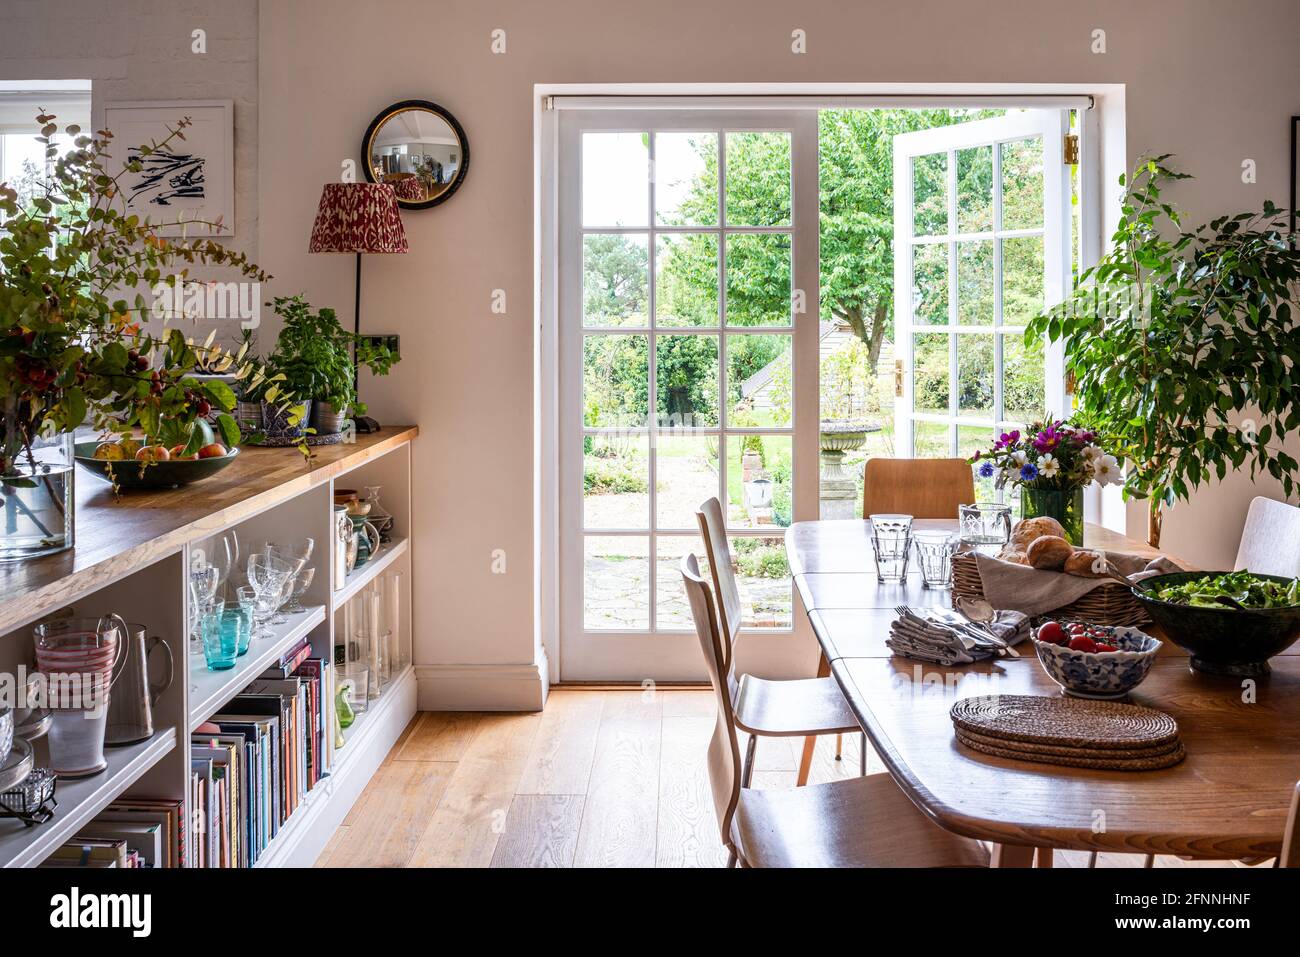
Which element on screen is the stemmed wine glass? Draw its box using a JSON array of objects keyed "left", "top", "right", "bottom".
[
  {"left": 283, "top": 566, "right": 316, "bottom": 614},
  {"left": 247, "top": 554, "right": 292, "bottom": 639},
  {"left": 265, "top": 545, "right": 308, "bottom": 623},
  {"left": 275, "top": 539, "right": 314, "bottom": 615},
  {"left": 188, "top": 560, "right": 220, "bottom": 654}
]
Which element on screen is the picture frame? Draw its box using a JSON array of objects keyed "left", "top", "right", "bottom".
[
  {"left": 1291, "top": 115, "right": 1300, "bottom": 243},
  {"left": 97, "top": 99, "right": 235, "bottom": 237}
]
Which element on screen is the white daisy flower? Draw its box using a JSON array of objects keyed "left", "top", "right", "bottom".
[
  {"left": 1081, "top": 444, "right": 1103, "bottom": 462},
  {"left": 1092, "top": 454, "right": 1120, "bottom": 486},
  {"left": 1038, "top": 453, "right": 1060, "bottom": 479}
]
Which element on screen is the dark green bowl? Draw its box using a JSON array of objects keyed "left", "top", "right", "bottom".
[
  {"left": 1132, "top": 571, "right": 1300, "bottom": 677},
  {"left": 74, "top": 441, "right": 240, "bottom": 490}
]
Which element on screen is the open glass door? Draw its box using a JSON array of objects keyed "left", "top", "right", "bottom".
[
  {"left": 557, "top": 109, "right": 818, "bottom": 681},
  {"left": 892, "top": 110, "right": 1070, "bottom": 500}
]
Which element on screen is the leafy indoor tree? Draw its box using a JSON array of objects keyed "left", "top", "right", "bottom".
[{"left": 1027, "top": 156, "right": 1300, "bottom": 546}]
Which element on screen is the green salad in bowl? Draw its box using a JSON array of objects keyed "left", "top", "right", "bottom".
[
  {"left": 1153, "top": 571, "right": 1300, "bottom": 609},
  {"left": 1133, "top": 570, "right": 1300, "bottom": 676}
]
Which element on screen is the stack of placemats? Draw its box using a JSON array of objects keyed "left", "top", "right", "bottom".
[{"left": 949, "top": 694, "right": 1185, "bottom": 771}]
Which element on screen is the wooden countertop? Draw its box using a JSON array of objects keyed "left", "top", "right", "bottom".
[{"left": 0, "top": 427, "right": 417, "bottom": 635}]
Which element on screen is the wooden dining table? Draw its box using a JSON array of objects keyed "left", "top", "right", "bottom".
[{"left": 786, "top": 518, "right": 1300, "bottom": 866}]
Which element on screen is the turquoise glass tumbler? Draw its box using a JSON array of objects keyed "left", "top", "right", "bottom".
[{"left": 201, "top": 602, "right": 237, "bottom": 671}]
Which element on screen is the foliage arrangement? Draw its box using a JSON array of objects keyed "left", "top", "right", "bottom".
[
  {"left": 971, "top": 419, "right": 1118, "bottom": 492},
  {"left": 0, "top": 113, "right": 272, "bottom": 473},
  {"left": 1026, "top": 157, "right": 1300, "bottom": 544},
  {"left": 260, "top": 294, "right": 398, "bottom": 414}
]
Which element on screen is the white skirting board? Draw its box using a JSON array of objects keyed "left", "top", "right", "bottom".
[
  {"left": 415, "top": 658, "right": 548, "bottom": 711},
  {"left": 254, "top": 665, "right": 418, "bottom": 867}
]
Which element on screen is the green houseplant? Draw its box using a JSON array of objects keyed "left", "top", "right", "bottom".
[
  {"left": 263, "top": 295, "right": 398, "bottom": 436},
  {"left": 1027, "top": 157, "right": 1300, "bottom": 546},
  {"left": 1, "top": 113, "right": 271, "bottom": 558}
]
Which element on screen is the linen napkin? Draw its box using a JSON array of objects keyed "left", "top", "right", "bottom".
[
  {"left": 887, "top": 607, "right": 1031, "bottom": 665},
  {"left": 971, "top": 549, "right": 1184, "bottom": 618}
]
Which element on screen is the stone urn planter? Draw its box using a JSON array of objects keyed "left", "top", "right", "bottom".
[{"left": 818, "top": 419, "right": 880, "bottom": 519}]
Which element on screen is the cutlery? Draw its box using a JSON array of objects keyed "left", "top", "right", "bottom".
[{"left": 953, "top": 597, "right": 1021, "bottom": 658}]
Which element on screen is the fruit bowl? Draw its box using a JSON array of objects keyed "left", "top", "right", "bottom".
[
  {"left": 1132, "top": 571, "right": 1300, "bottom": 677},
  {"left": 74, "top": 441, "right": 240, "bottom": 489},
  {"left": 1031, "top": 622, "right": 1161, "bottom": 699}
]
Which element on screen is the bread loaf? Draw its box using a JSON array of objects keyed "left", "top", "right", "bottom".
[
  {"left": 1064, "top": 549, "right": 1107, "bottom": 578},
  {"left": 1026, "top": 534, "right": 1073, "bottom": 570},
  {"left": 1010, "top": 516, "right": 1067, "bottom": 548},
  {"left": 997, "top": 548, "right": 1030, "bottom": 566}
]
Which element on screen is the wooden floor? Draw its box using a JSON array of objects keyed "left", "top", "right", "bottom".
[{"left": 316, "top": 688, "right": 1244, "bottom": 868}]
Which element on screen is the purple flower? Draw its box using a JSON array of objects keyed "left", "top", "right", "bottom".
[
  {"left": 1019, "top": 463, "right": 1039, "bottom": 482},
  {"left": 978, "top": 461, "right": 996, "bottom": 478}
]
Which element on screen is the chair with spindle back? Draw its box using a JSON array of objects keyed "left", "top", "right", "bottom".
[
  {"left": 696, "top": 497, "right": 862, "bottom": 786},
  {"left": 862, "top": 457, "right": 976, "bottom": 519},
  {"left": 1234, "top": 496, "right": 1300, "bottom": 577},
  {"left": 680, "top": 552, "right": 990, "bottom": 868}
]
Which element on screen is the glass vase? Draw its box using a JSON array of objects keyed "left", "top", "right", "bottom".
[
  {"left": 1, "top": 402, "right": 75, "bottom": 562},
  {"left": 1020, "top": 486, "right": 1085, "bottom": 545}
]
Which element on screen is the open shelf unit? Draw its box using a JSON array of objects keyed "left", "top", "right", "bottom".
[{"left": 0, "top": 429, "right": 417, "bottom": 868}]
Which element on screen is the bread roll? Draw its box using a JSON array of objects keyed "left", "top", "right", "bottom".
[
  {"left": 1026, "top": 534, "right": 1073, "bottom": 570},
  {"left": 1064, "top": 549, "right": 1107, "bottom": 578},
  {"left": 997, "top": 548, "right": 1030, "bottom": 566},
  {"left": 1010, "top": 516, "right": 1067, "bottom": 548}
]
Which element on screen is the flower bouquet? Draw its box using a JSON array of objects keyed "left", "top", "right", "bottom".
[{"left": 970, "top": 419, "right": 1120, "bottom": 545}]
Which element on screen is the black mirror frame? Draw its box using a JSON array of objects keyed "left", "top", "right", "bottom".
[{"left": 361, "top": 99, "right": 470, "bottom": 210}]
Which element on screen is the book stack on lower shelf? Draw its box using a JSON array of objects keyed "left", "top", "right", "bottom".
[
  {"left": 190, "top": 637, "right": 336, "bottom": 868},
  {"left": 37, "top": 799, "right": 185, "bottom": 869}
]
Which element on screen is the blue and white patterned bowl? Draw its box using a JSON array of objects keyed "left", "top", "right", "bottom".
[{"left": 1032, "top": 625, "right": 1161, "bottom": 699}]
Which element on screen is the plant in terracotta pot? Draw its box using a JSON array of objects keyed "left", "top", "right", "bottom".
[
  {"left": 0, "top": 113, "right": 271, "bottom": 556},
  {"left": 263, "top": 295, "right": 398, "bottom": 436},
  {"left": 1027, "top": 157, "right": 1300, "bottom": 546}
]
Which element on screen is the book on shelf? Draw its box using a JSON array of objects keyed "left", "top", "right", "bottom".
[
  {"left": 93, "top": 799, "right": 184, "bottom": 868},
  {"left": 65, "top": 821, "right": 164, "bottom": 869}
]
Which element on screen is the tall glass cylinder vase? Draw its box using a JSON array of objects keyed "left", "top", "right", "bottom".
[
  {"left": 1, "top": 400, "right": 75, "bottom": 562},
  {"left": 1020, "top": 486, "right": 1085, "bottom": 546}
]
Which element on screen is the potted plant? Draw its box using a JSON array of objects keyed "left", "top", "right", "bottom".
[
  {"left": 1028, "top": 157, "right": 1300, "bottom": 546},
  {"left": 970, "top": 420, "right": 1118, "bottom": 545},
  {"left": 0, "top": 113, "right": 270, "bottom": 558},
  {"left": 263, "top": 295, "right": 398, "bottom": 436}
]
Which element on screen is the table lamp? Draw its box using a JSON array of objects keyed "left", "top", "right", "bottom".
[{"left": 308, "top": 182, "right": 408, "bottom": 433}]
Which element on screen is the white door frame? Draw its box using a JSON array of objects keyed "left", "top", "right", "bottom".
[
  {"left": 536, "top": 85, "right": 1114, "bottom": 683},
  {"left": 555, "top": 108, "right": 819, "bottom": 682}
]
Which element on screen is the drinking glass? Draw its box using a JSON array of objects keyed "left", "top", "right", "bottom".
[
  {"left": 188, "top": 561, "right": 220, "bottom": 652},
  {"left": 958, "top": 503, "right": 1012, "bottom": 548},
  {"left": 914, "top": 531, "right": 958, "bottom": 589},
  {"left": 869, "top": 513, "right": 913, "bottom": 583},
  {"left": 266, "top": 547, "right": 307, "bottom": 623},
  {"left": 283, "top": 566, "right": 316, "bottom": 614},
  {"left": 224, "top": 595, "right": 253, "bottom": 656},
  {"left": 247, "top": 555, "right": 291, "bottom": 639},
  {"left": 200, "top": 599, "right": 236, "bottom": 671}
]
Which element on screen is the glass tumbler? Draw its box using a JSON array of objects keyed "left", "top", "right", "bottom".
[
  {"left": 869, "top": 513, "right": 913, "bottom": 583},
  {"left": 914, "top": 531, "right": 958, "bottom": 589},
  {"left": 200, "top": 600, "right": 236, "bottom": 671}
]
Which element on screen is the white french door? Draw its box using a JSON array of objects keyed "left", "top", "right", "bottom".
[
  {"left": 557, "top": 109, "right": 818, "bottom": 681},
  {"left": 892, "top": 110, "right": 1070, "bottom": 498}
]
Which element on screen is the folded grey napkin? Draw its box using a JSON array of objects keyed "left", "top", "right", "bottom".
[
  {"left": 971, "top": 549, "right": 1184, "bottom": 617},
  {"left": 887, "top": 607, "right": 1031, "bottom": 664}
]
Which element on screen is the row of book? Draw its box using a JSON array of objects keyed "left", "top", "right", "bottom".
[
  {"left": 40, "top": 638, "right": 336, "bottom": 868},
  {"left": 191, "top": 638, "right": 336, "bottom": 867}
]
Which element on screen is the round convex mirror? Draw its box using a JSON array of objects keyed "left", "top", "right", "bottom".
[{"left": 361, "top": 100, "right": 469, "bottom": 209}]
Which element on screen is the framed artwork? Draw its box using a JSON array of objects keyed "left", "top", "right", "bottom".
[
  {"left": 1291, "top": 116, "right": 1299, "bottom": 242},
  {"left": 98, "top": 100, "right": 234, "bottom": 237}
]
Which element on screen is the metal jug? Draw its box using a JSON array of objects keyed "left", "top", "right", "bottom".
[
  {"left": 334, "top": 504, "right": 355, "bottom": 589},
  {"left": 105, "top": 623, "right": 174, "bottom": 746}
]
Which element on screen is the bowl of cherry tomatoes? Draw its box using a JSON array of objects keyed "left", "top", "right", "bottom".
[{"left": 1031, "top": 620, "right": 1161, "bottom": 700}]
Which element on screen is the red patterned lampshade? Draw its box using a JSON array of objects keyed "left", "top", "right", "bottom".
[{"left": 308, "top": 183, "right": 408, "bottom": 254}]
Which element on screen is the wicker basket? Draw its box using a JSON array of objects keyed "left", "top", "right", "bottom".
[{"left": 952, "top": 552, "right": 1151, "bottom": 627}]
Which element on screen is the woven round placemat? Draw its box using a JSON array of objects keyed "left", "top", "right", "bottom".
[
  {"left": 950, "top": 694, "right": 1180, "bottom": 751},
  {"left": 955, "top": 725, "right": 1184, "bottom": 761},
  {"left": 955, "top": 730, "right": 1186, "bottom": 771}
]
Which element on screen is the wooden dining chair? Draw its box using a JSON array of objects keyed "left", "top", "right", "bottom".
[
  {"left": 1234, "top": 496, "right": 1300, "bottom": 577},
  {"left": 1280, "top": 781, "right": 1300, "bottom": 868},
  {"left": 681, "top": 552, "right": 990, "bottom": 868},
  {"left": 696, "top": 497, "right": 863, "bottom": 786},
  {"left": 862, "top": 457, "right": 976, "bottom": 519}
]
